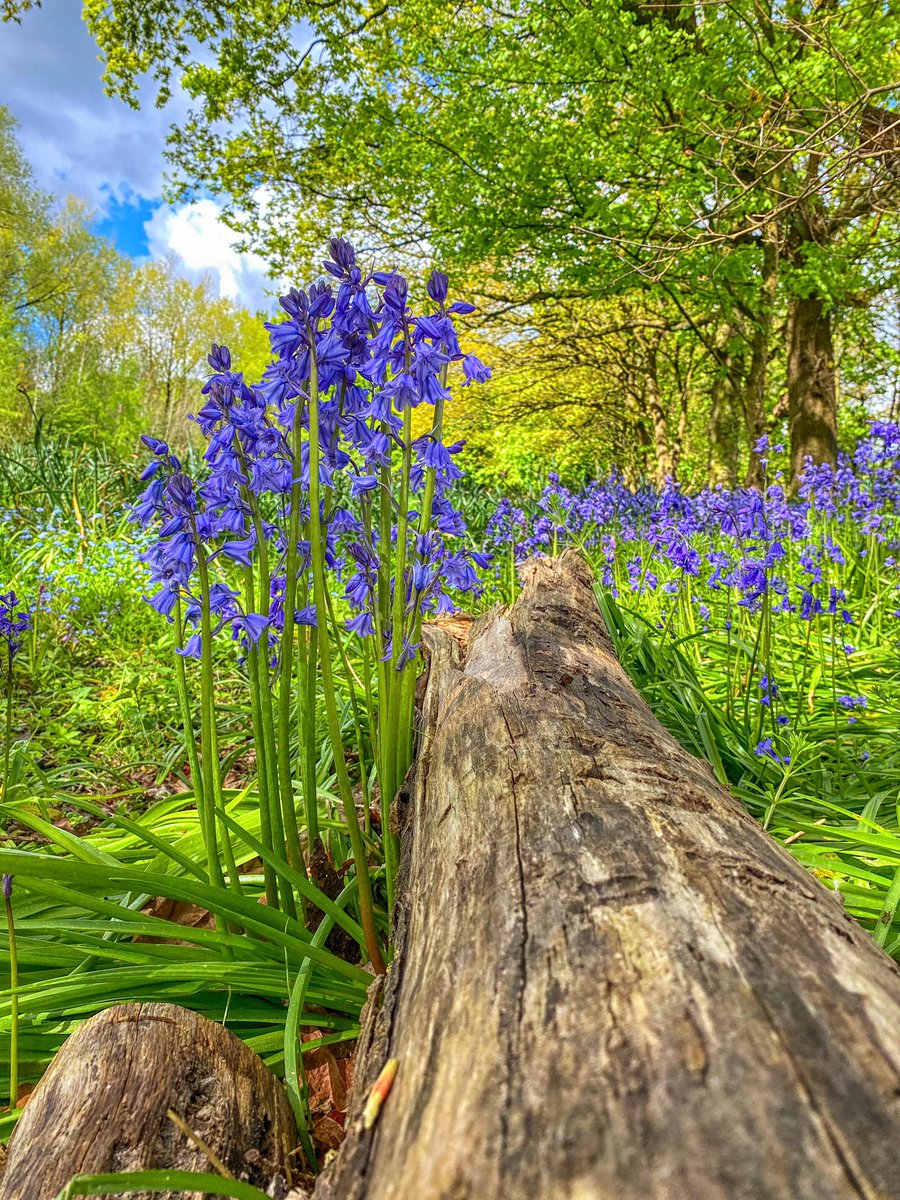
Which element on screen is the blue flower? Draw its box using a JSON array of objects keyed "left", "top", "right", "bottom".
[
  {"left": 461, "top": 354, "right": 491, "bottom": 386},
  {"left": 346, "top": 611, "right": 375, "bottom": 637},
  {"left": 755, "top": 738, "right": 791, "bottom": 765}
]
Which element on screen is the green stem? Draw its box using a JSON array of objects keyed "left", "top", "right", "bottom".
[
  {"left": 323, "top": 583, "right": 370, "bottom": 817},
  {"left": 382, "top": 406, "right": 414, "bottom": 892},
  {"left": 875, "top": 863, "right": 900, "bottom": 948},
  {"left": 4, "top": 885, "right": 17, "bottom": 1108},
  {"left": 256, "top": 677, "right": 294, "bottom": 916},
  {"left": 275, "top": 403, "right": 309, "bottom": 884},
  {"left": 172, "top": 597, "right": 207, "bottom": 843},
  {"left": 298, "top": 566, "right": 320, "bottom": 852},
  {"left": 243, "top": 565, "right": 279, "bottom": 910},
  {"left": 308, "top": 343, "right": 385, "bottom": 973},
  {"left": 1, "top": 650, "right": 13, "bottom": 802},
  {"left": 192, "top": 525, "right": 242, "bottom": 916}
]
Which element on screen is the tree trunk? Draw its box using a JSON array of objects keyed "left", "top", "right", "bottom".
[
  {"left": 708, "top": 371, "right": 736, "bottom": 486},
  {"left": 708, "top": 321, "right": 741, "bottom": 487},
  {"left": 0, "top": 1002, "right": 297, "bottom": 1200},
  {"left": 787, "top": 293, "right": 838, "bottom": 484},
  {"left": 645, "top": 339, "right": 673, "bottom": 484},
  {"left": 744, "top": 235, "right": 779, "bottom": 488},
  {"left": 320, "top": 553, "right": 900, "bottom": 1200}
]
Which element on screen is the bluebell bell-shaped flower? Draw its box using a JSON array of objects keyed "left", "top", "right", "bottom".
[
  {"left": 346, "top": 610, "right": 375, "bottom": 637},
  {"left": 461, "top": 354, "right": 491, "bottom": 386}
]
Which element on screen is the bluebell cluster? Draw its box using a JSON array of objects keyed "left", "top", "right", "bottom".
[
  {"left": 483, "top": 424, "right": 900, "bottom": 769},
  {"left": 133, "top": 239, "right": 492, "bottom": 662},
  {"left": 2, "top": 506, "right": 148, "bottom": 646},
  {"left": 484, "top": 427, "right": 900, "bottom": 625}
]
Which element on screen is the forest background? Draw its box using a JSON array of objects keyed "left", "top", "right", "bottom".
[{"left": 1, "top": 0, "right": 899, "bottom": 490}]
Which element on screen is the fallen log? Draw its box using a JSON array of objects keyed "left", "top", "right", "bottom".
[
  {"left": 0, "top": 1002, "right": 296, "bottom": 1200},
  {"left": 320, "top": 551, "right": 900, "bottom": 1200}
]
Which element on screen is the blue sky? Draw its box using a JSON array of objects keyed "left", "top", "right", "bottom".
[
  {"left": 0, "top": 0, "right": 274, "bottom": 307},
  {"left": 94, "top": 195, "right": 158, "bottom": 258}
]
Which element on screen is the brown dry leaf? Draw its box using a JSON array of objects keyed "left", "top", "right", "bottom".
[
  {"left": 312, "top": 1115, "right": 345, "bottom": 1152},
  {"left": 301, "top": 1029, "right": 356, "bottom": 1160},
  {"left": 303, "top": 1034, "right": 345, "bottom": 1115},
  {"left": 136, "top": 896, "right": 216, "bottom": 945}
]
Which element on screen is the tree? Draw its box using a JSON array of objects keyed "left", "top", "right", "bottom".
[
  {"left": 451, "top": 292, "right": 719, "bottom": 487},
  {"left": 0, "top": 104, "right": 276, "bottom": 450},
  {"left": 11, "top": 0, "right": 900, "bottom": 481}
]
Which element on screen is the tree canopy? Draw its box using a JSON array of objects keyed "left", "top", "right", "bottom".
[
  {"left": 5, "top": 0, "right": 900, "bottom": 483},
  {"left": 0, "top": 105, "right": 272, "bottom": 452}
]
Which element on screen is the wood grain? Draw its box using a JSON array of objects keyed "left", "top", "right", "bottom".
[
  {"left": 320, "top": 551, "right": 900, "bottom": 1200},
  {"left": 0, "top": 1002, "right": 296, "bottom": 1200}
]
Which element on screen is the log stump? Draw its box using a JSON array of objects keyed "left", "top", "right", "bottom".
[
  {"left": 0, "top": 1002, "right": 296, "bottom": 1200},
  {"left": 320, "top": 551, "right": 900, "bottom": 1200}
]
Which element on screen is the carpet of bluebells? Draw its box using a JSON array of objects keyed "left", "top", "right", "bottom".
[{"left": 481, "top": 425, "right": 900, "bottom": 954}]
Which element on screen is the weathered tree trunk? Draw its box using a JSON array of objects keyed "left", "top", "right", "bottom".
[
  {"left": 708, "top": 321, "right": 741, "bottom": 487},
  {"left": 787, "top": 292, "right": 838, "bottom": 484},
  {"left": 644, "top": 338, "right": 673, "bottom": 484},
  {"left": 0, "top": 1003, "right": 296, "bottom": 1200},
  {"left": 744, "top": 234, "right": 779, "bottom": 488},
  {"left": 321, "top": 553, "right": 900, "bottom": 1200}
]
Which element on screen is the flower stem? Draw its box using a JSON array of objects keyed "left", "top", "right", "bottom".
[
  {"left": 308, "top": 343, "right": 385, "bottom": 973},
  {"left": 276, "top": 402, "right": 310, "bottom": 886},
  {"left": 172, "top": 596, "right": 207, "bottom": 860},
  {"left": 192, "top": 529, "right": 242, "bottom": 918},
  {"left": 4, "top": 886, "right": 17, "bottom": 1108},
  {"left": 1, "top": 650, "right": 13, "bottom": 802},
  {"left": 243, "top": 565, "right": 280, "bottom": 910}
]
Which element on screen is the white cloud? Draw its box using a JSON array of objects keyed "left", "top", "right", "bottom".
[
  {"left": 144, "top": 199, "right": 277, "bottom": 312},
  {"left": 0, "top": 1, "right": 289, "bottom": 308},
  {"left": 0, "top": 0, "right": 185, "bottom": 213}
]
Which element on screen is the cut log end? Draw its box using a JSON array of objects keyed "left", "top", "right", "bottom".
[{"left": 0, "top": 1002, "right": 297, "bottom": 1200}]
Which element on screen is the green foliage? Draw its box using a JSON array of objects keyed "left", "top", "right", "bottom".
[
  {"left": 55, "top": 0, "right": 900, "bottom": 483},
  {"left": 55, "top": 1171, "right": 272, "bottom": 1200},
  {"left": 0, "top": 106, "right": 275, "bottom": 457}
]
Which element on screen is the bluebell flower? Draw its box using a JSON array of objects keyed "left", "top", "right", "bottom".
[
  {"left": 755, "top": 738, "right": 791, "bottom": 765},
  {"left": 346, "top": 611, "right": 375, "bottom": 637},
  {"left": 0, "top": 592, "right": 31, "bottom": 658},
  {"left": 461, "top": 354, "right": 491, "bottom": 386}
]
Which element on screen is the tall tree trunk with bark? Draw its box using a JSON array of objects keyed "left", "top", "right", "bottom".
[
  {"left": 708, "top": 322, "right": 741, "bottom": 487},
  {"left": 744, "top": 236, "right": 779, "bottom": 488},
  {"left": 644, "top": 337, "right": 673, "bottom": 484},
  {"left": 786, "top": 293, "right": 838, "bottom": 484}
]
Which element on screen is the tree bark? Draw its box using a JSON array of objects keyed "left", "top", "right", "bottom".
[
  {"left": 787, "top": 293, "right": 838, "bottom": 484},
  {"left": 744, "top": 235, "right": 778, "bottom": 488},
  {"left": 708, "top": 321, "right": 741, "bottom": 487},
  {"left": 644, "top": 337, "right": 673, "bottom": 484},
  {"left": 320, "top": 552, "right": 900, "bottom": 1200},
  {"left": 0, "top": 1002, "right": 296, "bottom": 1200}
]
